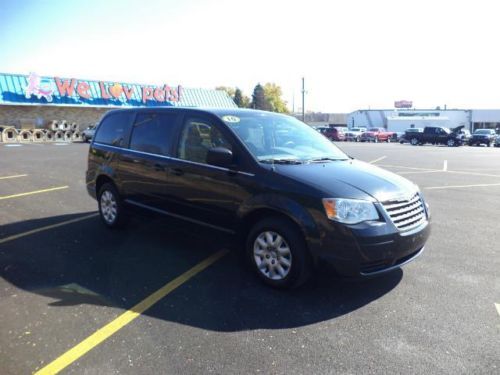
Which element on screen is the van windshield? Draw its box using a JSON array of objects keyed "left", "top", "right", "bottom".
[{"left": 219, "top": 112, "right": 349, "bottom": 163}]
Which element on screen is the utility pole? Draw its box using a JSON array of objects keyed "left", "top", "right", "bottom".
[{"left": 301, "top": 77, "right": 305, "bottom": 122}]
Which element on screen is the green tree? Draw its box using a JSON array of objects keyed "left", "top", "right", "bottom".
[
  {"left": 233, "top": 88, "right": 250, "bottom": 108},
  {"left": 234, "top": 88, "right": 244, "bottom": 107},
  {"left": 250, "top": 84, "right": 270, "bottom": 110},
  {"left": 263, "top": 83, "right": 289, "bottom": 113}
]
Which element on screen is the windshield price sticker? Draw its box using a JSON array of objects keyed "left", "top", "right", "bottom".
[{"left": 222, "top": 115, "right": 240, "bottom": 123}]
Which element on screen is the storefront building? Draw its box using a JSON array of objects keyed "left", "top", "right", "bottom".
[{"left": 0, "top": 72, "right": 236, "bottom": 129}]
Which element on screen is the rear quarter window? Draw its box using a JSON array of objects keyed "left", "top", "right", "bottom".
[
  {"left": 94, "top": 112, "right": 133, "bottom": 147},
  {"left": 129, "top": 113, "right": 178, "bottom": 156}
]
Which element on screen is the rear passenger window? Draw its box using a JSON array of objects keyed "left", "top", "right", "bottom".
[
  {"left": 94, "top": 113, "right": 132, "bottom": 147},
  {"left": 129, "top": 113, "right": 177, "bottom": 156}
]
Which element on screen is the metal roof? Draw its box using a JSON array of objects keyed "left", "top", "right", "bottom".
[{"left": 0, "top": 72, "right": 236, "bottom": 109}]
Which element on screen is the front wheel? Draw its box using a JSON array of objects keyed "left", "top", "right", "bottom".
[
  {"left": 246, "top": 217, "right": 311, "bottom": 289},
  {"left": 410, "top": 137, "right": 419, "bottom": 146},
  {"left": 447, "top": 139, "right": 455, "bottom": 147},
  {"left": 98, "top": 183, "right": 127, "bottom": 228}
]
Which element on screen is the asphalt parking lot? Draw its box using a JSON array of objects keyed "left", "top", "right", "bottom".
[{"left": 1, "top": 142, "right": 499, "bottom": 374}]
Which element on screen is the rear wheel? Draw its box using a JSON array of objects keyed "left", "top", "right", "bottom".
[
  {"left": 98, "top": 183, "right": 127, "bottom": 228},
  {"left": 410, "top": 137, "right": 419, "bottom": 146},
  {"left": 447, "top": 139, "right": 455, "bottom": 147},
  {"left": 246, "top": 217, "right": 311, "bottom": 289}
]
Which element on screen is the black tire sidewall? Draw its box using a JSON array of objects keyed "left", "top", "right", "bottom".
[{"left": 246, "top": 217, "right": 310, "bottom": 289}]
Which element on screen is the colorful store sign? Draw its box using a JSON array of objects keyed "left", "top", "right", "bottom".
[{"left": 1, "top": 72, "right": 181, "bottom": 107}]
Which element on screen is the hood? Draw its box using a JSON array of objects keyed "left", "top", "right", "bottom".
[
  {"left": 273, "top": 159, "right": 418, "bottom": 202},
  {"left": 451, "top": 125, "right": 464, "bottom": 134}
]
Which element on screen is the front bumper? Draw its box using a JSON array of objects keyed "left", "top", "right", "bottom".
[
  {"left": 360, "top": 136, "right": 376, "bottom": 142},
  {"left": 315, "top": 213, "right": 431, "bottom": 277},
  {"left": 469, "top": 137, "right": 492, "bottom": 144}
]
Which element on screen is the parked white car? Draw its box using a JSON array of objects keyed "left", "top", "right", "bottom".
[{"left": 344, "top": 127, "right": 367, "bottom": 142}]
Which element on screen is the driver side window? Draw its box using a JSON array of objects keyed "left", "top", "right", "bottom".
[{"left": 177, "top": 118, "right": 233, "bottom": 164}]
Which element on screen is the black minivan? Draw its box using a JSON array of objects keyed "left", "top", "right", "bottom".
[{"left": 86, "top": 108, "right": 430, "bottom": 288}]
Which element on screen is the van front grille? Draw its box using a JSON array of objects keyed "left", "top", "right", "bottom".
[{"left": 381, "top": 193, "right": 426, "bottom": 231}]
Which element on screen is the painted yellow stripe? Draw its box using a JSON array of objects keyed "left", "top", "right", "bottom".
[
  {"left": 0, "top": 174, "right": 28, "bottom": 180},
  {"left": 0, "top": 186, "right": 68, "bottom": 200},
  {"left": 35, "top": 249, "right": 229, "bottom": 375},
  {"left": 0, "top": 213, "right": 98, "bottom": 245}
]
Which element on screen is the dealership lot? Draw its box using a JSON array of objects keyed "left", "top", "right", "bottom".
[{"left": 0, "top": 142, "right": 499, "bottom": 374}]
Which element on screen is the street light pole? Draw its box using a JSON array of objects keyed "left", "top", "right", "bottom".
[{"left": 301, "top": 77, "right": 305, "bottom": 122}]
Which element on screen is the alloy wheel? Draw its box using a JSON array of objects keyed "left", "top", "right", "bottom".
[
  {"left": 100, "top": 190, "right": 117, "bottom": 224},
  {"left": 253, "top": 231, "right": 292, "bottom": 280}
]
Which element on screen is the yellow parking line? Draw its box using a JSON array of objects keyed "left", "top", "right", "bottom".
[
  {"left": 35, "top": 249, "right": 228, "bottom": 375},
  {"left": 0, "top": 174, "right": 28, "bottom": 180},
  {"left": 0, "top": 213, "right": 98, "bottom": 245},
  {"left": 0, "top": 186, "right": 68, "bottom": 200}
]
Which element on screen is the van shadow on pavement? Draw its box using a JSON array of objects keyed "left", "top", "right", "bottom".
[{"left": 0, "top": 212, "right": 402, "bottom": 332}]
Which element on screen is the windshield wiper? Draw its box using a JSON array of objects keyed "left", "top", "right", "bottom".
[
  {"left": 259, "top": 158, "right": 304, "bottom": 165},
  {"left": 308, "top": 157, "right": 347, "bottom": 162}
]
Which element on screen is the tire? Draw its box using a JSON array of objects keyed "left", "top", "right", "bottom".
[
  {"left": 386, "top": 137, "right": 391, "bottom": 143},
  {"left": 246, "top": 217, "right": 311, "bottom": 289},
  {"left": 356, "top": 136, "right": 360, "bottom": 142},
  {"left": 98, "top": 183, "right": 127, "bottom": 228},
  {"left": 374, "top": 137, "right": 379, "bottom": 143},
  {"left": 447, "top": 139, "right": 455, "bottom": 147},
  {"left": 410, "top": 137, "right": 419, "bottom": 146}
]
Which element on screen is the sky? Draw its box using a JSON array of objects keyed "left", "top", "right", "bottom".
[{"left": 1, "top": 0, "right": 500, "bottom": 113}]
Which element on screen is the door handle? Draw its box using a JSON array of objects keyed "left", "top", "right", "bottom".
[{"left": 170, "top": 168, "right": 184, "bottom": 176}]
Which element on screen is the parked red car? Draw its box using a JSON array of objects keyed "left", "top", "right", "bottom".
[
  {"left": 360, "top": 127, "right": 394, "bottom": 142},
  {"left": 319, "top": 127, "right": 346, "bottom": 141}
]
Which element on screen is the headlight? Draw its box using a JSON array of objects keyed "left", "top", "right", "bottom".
[{"left": 322, "top": 198, "right": 379, "bottom": 224}]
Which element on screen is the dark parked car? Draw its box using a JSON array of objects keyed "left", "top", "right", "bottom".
[
  {"left": 407, "top": 126, "right": 464, "bottom": 147},
  {"left": 319, "top": 126, "right": 346, "bottom": 141},
  {"left": 400, "top": 128, "right": 423, "bottom": 143},
  {"left": 86, "top": 108, "right": 430, "bottom": 288},
  {"left": 469, "top": 129, "right": 497, "bottom": 146}
]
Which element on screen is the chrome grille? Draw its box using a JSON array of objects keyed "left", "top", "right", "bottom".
[{"left": 382, "top": 193, "right": 426, "bottom": 231}]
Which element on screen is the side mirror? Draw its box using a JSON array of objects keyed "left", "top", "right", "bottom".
[{"left": 206, "top": 147, "right": 233, "bottom": 168}]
